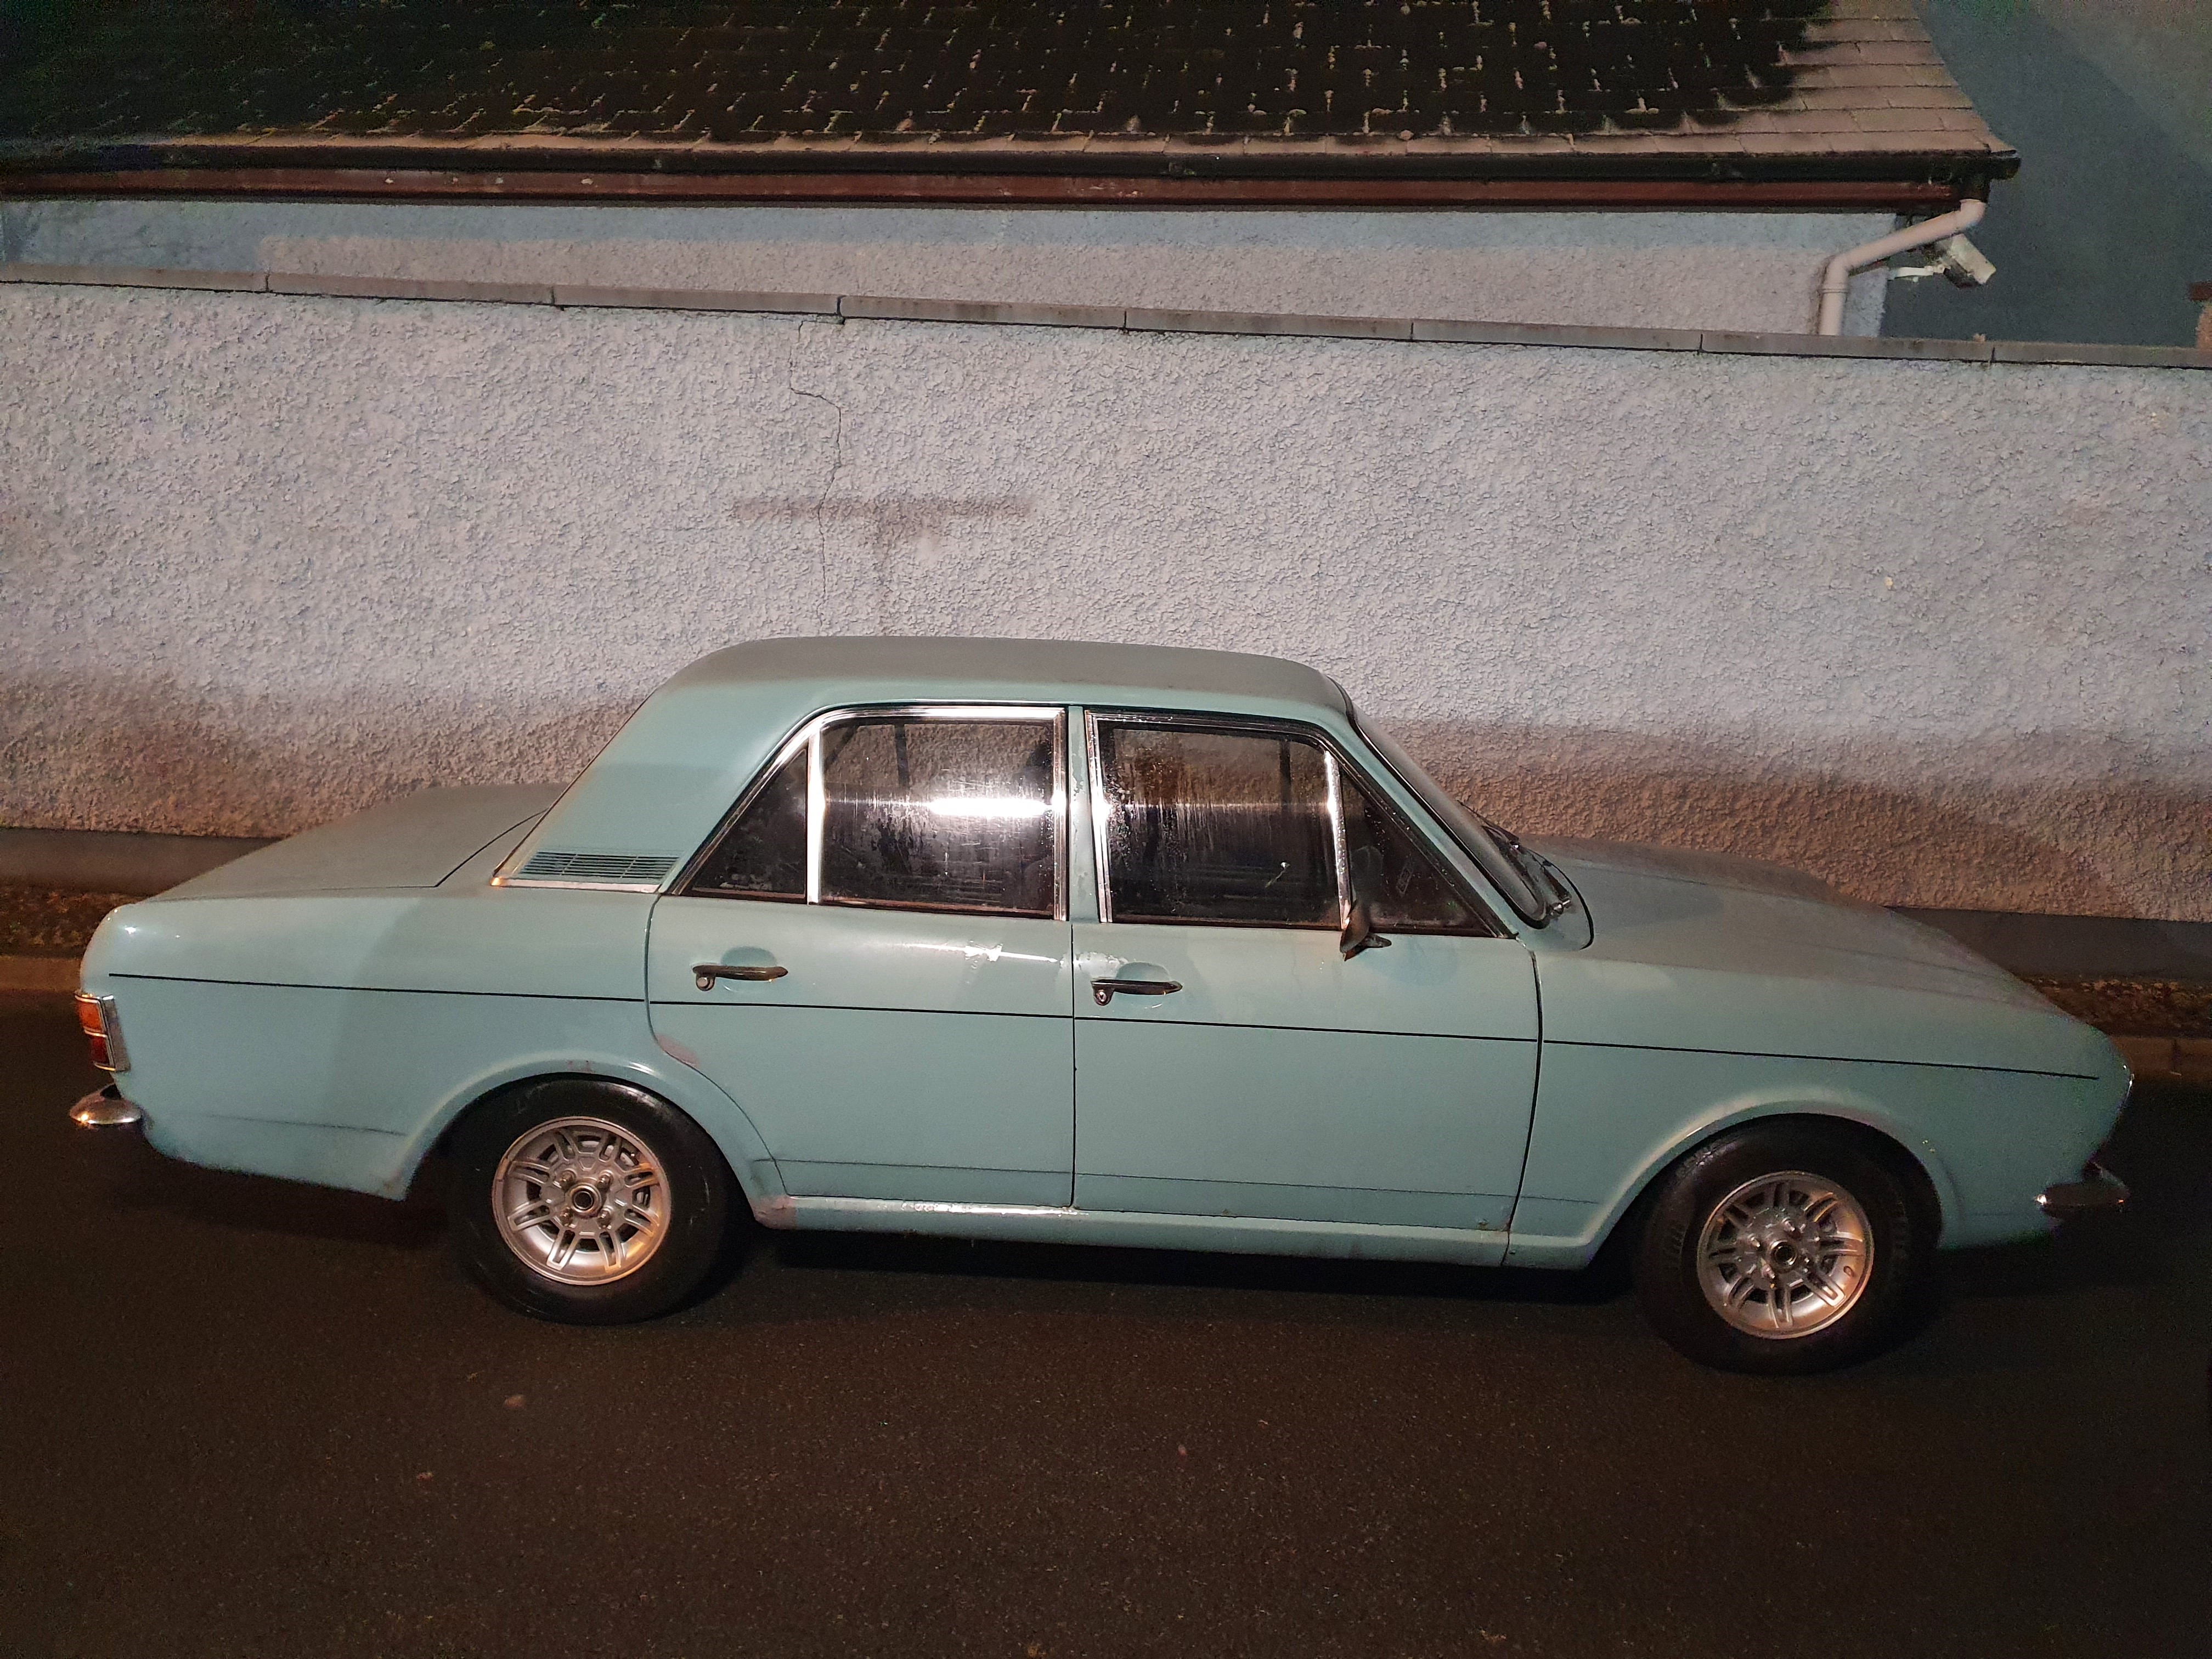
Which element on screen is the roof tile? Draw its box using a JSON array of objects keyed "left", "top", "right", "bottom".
[
  {"left": 1849, "top": 41, "right": 1948, "bottom": 65},
  {"left": 1784, "top": 63, "right": 1914, "bottom": 87},
  {"left": 1851, "top": 107, "right": 1955, "bottom": 132},
  {"left": 0, "top": 0, "right": 2010, "bottom": 180},
  {"left": 1882, "top": 88, "right": 1976, "bottom": 109}
]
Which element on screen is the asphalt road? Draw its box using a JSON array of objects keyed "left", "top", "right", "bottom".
[{"left": 4, "top": 990, "right": 2207, "bottom": 1659}]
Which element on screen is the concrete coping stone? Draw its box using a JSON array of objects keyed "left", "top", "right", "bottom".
[
  {"left": 1415, "top": 318, "right": 1702, "bottom": 351},
  {"left": 1698, "top": 329, "right": 1996, "bottom": 362},
  {"left": 0, "top": 262, "right": 268, "bottom": 292},
  {"left": 843, "top": 294, "right": 1124, "bottom": 330},
  {"left": 267, "top": 272, "right": 556, "bottom": 304},
  {"left": 1989, "top": 338, "right": 2209, "bottom": 369},
  {"left": 4, "top": 261, "right": 2209, "bottom": 371},
  {"left": 1123, "top": 307, "right": 1414, "bottom": 341},
  {"left": 556, "top": 283, "right": 839, "bottom": 314}
]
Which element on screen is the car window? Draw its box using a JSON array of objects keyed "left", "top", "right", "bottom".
[
  {"left": 689, "top": 748, "right": 808, "bottom": 901},
  {"left": 820, "top": 716, "right": 1058, "bottom": 917},
  {"left": 1353, "top": 712, "right": 1555, "bottom": 926},
  {"left": 1096, "top": 722, "right": 1337, "bottom": 927},
  {"left": 1342, "top": 776, "right": 1481, "bottom": 933}
]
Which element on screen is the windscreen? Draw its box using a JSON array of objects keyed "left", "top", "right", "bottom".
[{"left": 1351, "top": 716, "right": 1557, "bottom": 926}]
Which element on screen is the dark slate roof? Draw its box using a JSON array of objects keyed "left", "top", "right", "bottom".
[{"left": 0, "top": 0, "right": 2012, "bottom": 184}]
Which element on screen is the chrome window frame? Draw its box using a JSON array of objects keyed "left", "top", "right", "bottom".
[
  {"left": 675, "top": 702, "right": 1069, "bottom": 923},
  {"left": 1083, "top": 708, "right": 1500, "bottom": 936}
]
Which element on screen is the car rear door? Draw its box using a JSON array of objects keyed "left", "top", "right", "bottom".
[
  {"left": 648, "top": 705, "right": 1076, "bottom": 1208},
  {"left": 1070, "top": 712, "right": 1539, "bottom": 1239}
]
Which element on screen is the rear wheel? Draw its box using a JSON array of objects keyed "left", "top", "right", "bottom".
[
  {"left": 449, "top": 1078, "right": 731, "bottom": 1324},
  {"left": 1633, "top": 1122, "right": 1931, "bottom": 1374}
]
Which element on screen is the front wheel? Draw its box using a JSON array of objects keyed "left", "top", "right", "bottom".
[
  {"left": 1633, "top": 1122, "right": 1932, "bottom": 1374},
  {"left": 448, "top": 1078, "right": 732, "bottom": 1324}
]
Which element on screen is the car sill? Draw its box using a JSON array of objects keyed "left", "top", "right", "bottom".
[{"left": 754, "top": 1194, "right": 1509, "bottom": 1267}]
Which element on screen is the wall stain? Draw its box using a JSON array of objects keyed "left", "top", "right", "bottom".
[{"left": 727, "top": 495, "right": 1034, "bottom": 554}]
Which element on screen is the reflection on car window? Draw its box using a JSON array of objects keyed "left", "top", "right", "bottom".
[
  {"left": 691, "top": 748, "right": 806, "bottom": 901},
  {"left": 1342, "top": 778, "right": 1480, "bottom": 933},
  {"left": 1098, "top": 723, "right": 1336, "bottom": 927},
  {"left": 821, "top": 718, "right": 1058, "bottom": 917}
]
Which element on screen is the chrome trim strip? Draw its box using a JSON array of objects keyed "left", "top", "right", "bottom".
[
  {"left": 761, "top": 1193, "right": 1508, "bottom": 1263},
  {"left": 98, "top": 993, "right": 127, "bottom": 1071},
  {"left": 1084, "top": 709, "right": 1115, "bottom": 927},
  {"left": 495, "top": 878, "right": 664, "bottom": 894},
  {"left": 1049, "top": 706, "right": 1070, "bottom": 924},
  {"left": 804, "top": 721, "right": 825, "bottom": 904},
  {"left": 1323, "top": 744, "right": 1350, "bottom": 929}
]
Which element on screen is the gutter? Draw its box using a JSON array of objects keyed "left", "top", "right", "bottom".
[
  {"left": 0, "top": 133, "right": 2019, "bottom": 211},
  {"left": 0, "top": 167, "right": 1976, "bottom": 213},
  {"left": 1816, "top": 198, "right": 1987, "bottom": 336}
]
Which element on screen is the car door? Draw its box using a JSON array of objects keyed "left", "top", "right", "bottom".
[
  {"left": 1071, "top": 712, "right": 1539, "bottom": 1235},
  {"left": 648, "top": 704, "right": 1075, "bottom": 1208}
]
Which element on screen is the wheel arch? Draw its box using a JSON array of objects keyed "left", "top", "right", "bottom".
[
  {"left": 1586, "top": 1102, "right": 1955, "bottom": 1272},
  {"left": 391, "top": 1054, "right": 782, "bottom": 1214}
]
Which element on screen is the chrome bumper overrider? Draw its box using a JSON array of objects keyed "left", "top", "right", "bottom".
[
  {"left": 69, "top": 1084, "right": 144, "bottom": 1130},
  {"left": 2037, "top": 1161, "right": 2129, "bottom": 1220}
]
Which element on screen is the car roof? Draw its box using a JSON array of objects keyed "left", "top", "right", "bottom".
[
  {"left": 659, "top": 636, "right": 1345, "bottom": 711},
  {"left": 505, "top": 636, "right": 1350, "bottom": 876}
]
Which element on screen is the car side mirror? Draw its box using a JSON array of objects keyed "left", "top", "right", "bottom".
[{"left": 1340, "top": 898, "right": 1393, "bottom": 960}]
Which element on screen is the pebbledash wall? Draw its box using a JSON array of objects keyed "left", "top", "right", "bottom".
[
  {"left": 0, "top": 198, "right": 1895, "bottom": 337},
  {"left": 1, "top": 278, "right": 2207, "bottom": 922}
]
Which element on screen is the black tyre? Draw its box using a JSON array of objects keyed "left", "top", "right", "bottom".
[
  {"left": 448, "top": 1077, "right": 732, "bottom": 1324},
  {"left": 1633, "top": 1121, "right": 1931, "bottom": 1374}
]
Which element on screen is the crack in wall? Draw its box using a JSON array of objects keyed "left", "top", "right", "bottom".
[{"left": 786, "top": 317, "right": 847, "bottom": 629}]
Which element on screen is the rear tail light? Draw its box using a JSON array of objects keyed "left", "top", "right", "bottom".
[{"left": 75, "top": 992, "right": 128, "bottom": 1072}]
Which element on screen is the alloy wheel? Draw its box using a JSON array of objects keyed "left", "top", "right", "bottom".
[
  {"left": 1694, "top": 1170, "right": 1874, "bottom": 1338},
  {"left": 492, "top": 1116, "right": 671, "bottom": 1285}
]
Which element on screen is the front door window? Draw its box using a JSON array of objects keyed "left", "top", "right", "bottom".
[
  {"left": 1090, "top": 716, "right": 1485, "bottom": 935},
  {"left": 1096, "top": 723, "right": 1337, "bottom": 927}
]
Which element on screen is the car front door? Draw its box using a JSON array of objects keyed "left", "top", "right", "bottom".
[
  {"left": 648, "top": 705, "right": 1075, "bottom": 1208},
  {"left": 1071, "top": 713, "right": 1538, "bottom": 1239}
]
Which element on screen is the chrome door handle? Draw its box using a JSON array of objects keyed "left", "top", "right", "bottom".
[
  {"left": 1092, "top": 977, "right": 1182, "bottom": 1006},
  {"left": 694, "top": 963, "right": 789, "bottom": 990}
]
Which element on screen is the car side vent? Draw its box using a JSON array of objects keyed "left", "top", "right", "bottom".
[{"left": 515, "top": 850, "right": 678, "bottom": 885}]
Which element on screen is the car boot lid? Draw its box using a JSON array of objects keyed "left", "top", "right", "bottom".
[{"left": 149, "top": 785, "right": 563, "bottom": 901}]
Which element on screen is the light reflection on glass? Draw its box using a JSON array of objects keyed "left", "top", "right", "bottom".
[
  {"left": 821, "top": 718, "right": 1058, "bottom": 916},
  {"left": 924, "top": 795, "right": 1052, "bottom": 821}
]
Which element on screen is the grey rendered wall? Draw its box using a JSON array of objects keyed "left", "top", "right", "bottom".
[
  {"left": 0, "top": 198, "right": 1894, "bottom": 335},
  {"left": 2, "top": 283, "right": 2205, "bottom": 921}
]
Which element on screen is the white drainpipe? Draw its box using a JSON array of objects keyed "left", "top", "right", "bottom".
[{"left": 1816, "top": 197, "right": 1987, "bottom": 335}]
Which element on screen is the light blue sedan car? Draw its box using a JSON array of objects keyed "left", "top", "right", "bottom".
[{"left": 74, "top": 639, "right": 2131, "bottom": 1371}]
